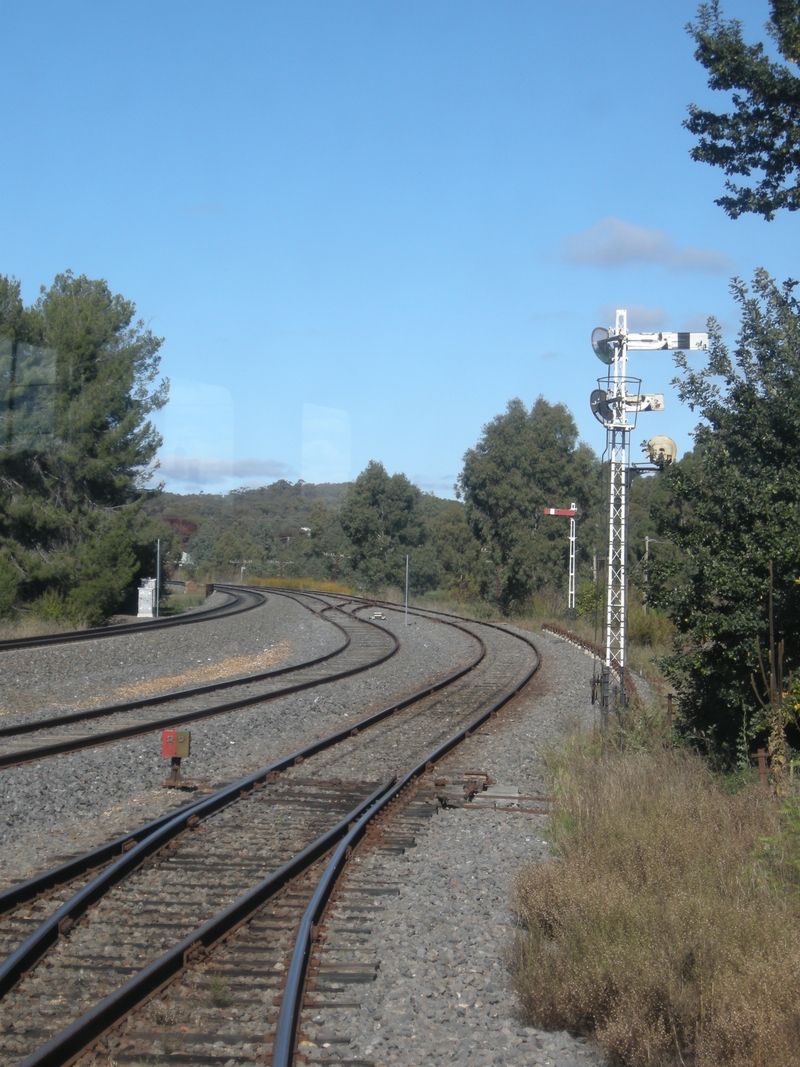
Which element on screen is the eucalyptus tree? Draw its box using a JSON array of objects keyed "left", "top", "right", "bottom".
[
  {"left": 457, "top": 397, "right": 601, "bottom": 611},
  {"left": 340, "top": 460, "right": 430, "bottom": 592},
  {"left": 685, "top": 0, "right": 800, "bottom": 219}
]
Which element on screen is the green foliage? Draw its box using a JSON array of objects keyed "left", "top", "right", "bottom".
[
  {"left": 31, "top": 588, "right": 69, "bottom": 621},
  {"left": 340, "top": 460, "right": 433, "bottom": 592},
  {"left": 575, "top": 577, "right": 601, "bottom": 620},
  {"left": 0, "top": 553, "right": 18, "bottom": 617},
  {"left": 457, "top": 397, "right": 601, "bottom": 611},
  {"left": 0, "top": 270, "right": 168, "bottom": 620},
  {"left": 651, "top": 270, "right": 800, "bottom": 754},
  {"left": 625, "top": 604, "right": 674, "bottom": 648},
  {"left": 66, "top": 514, "right": 139, "bottom": 625},
  {"left": 685, "top": 0, "right": 800, "bottom": 219},
  {"left": 208, "top": 975, "right": 231, "bottom": 1008}
]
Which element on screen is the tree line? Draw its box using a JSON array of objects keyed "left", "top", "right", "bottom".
[
  {"left": 6, "top": 260, "right": 800, "bottom": 766},
  {"left": 146, "top": 395, "right": 610, "bottom": 612}
]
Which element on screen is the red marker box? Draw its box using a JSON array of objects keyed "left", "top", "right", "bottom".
[{"left": 162, "top": 729, "right": 191, "bottom": 758}]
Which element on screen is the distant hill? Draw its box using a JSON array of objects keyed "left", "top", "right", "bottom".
[{"left": 144, "top": 479, "right": 352, "bottom": 533}]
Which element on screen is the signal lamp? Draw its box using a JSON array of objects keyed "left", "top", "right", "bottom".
[{"left": 591, "top": 327, "right": 614, "bottom": 364}]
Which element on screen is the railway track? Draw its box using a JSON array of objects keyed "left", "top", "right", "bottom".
[
  {"left": 0, "top": 585, "right": 266, "bottom": 653},
  {"left": 0, "top": 604, "right": 540, "bottom": 1067},
  {"left": 0, "top": 593, "right": 400, "bottom": 769}
]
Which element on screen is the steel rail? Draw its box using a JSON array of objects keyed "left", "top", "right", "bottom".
[
  {"left": 0, "top": 601, "right": 400, "bottom": 769},
  {"left": 0, "top": 584, "right": 266, "bottom": 653},
  {"left": 12, "top": 616, "right": 539, "bottom": 1067},
  {"left": 272, "top": 620, "right": 541, "bottom": 1067},
  {"left": 0, "top": 601, "right": 353, "bottom": 740},
  {"left": 0, "top": 615, "right": 486, "bottom": 997},
  {"left": 12, "top": 782, "right": 395, "bottom": 1067}
]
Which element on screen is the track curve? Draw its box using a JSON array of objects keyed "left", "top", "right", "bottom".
[
  {"left": 0, "top": 593, "right": 399, "bottom": 769},
  {"left": 0, "top": 603, "right": 540, "bottom": 1067},
  {"left": 0, "top": 585, "right": 267, "bottom": 653}
]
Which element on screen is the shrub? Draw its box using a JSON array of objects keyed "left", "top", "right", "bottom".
[
  {"left": 626, "top": 604, "right": 674, "bottom": 648},
  {"left": 208, "top": 974, "right": 231, "bottom": 1008},
  {"left": 67, "top": 517, "right": 139, "bottom": 625},
  {"left": 31, "top": 587, "right": 69, "bottom": 621},
  {"left": 510, "top": 739, "right": 800, "bottom": 1066},
  {"left": 0, "top": 554, "right": 18, "bottom": 617}
]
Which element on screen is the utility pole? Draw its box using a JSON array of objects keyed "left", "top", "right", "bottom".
[
  {"left": 590, "top": 311, "right": 707, "bottom": 714},
  {"left": 323, "top": 552, "right": 348, "bottom": 581},
  {"left": 405, "top": 555, "right": 409, "bottom": 626}
]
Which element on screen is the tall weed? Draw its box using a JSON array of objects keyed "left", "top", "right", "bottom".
[{"left": 510, "top": 737, "right": 800, "bottom": 1066}]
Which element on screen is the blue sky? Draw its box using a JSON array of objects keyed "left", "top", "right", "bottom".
[{"left": 3, "top": 0, "right": 798, "bottom": 497}]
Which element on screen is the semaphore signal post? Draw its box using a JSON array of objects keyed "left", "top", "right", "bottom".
[
  {"left": 589, "top": 309, "right": 708, "bottom": 714},
  {"left": 544, "top": 504, "right": 578, "bottom": 626}
]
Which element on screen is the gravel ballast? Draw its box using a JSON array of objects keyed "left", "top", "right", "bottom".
[
  {"left": 0, "top": 591, "right": 342, "bottom": 719},
  {"left": 299, "top": 628, "right": 608, "bottom": 1067},
  {"left": 0, "top": 600, "right": 478, "bottom": 888},
  {"left": 1, "top": 601, "right": 613, "bottom": 1066}
]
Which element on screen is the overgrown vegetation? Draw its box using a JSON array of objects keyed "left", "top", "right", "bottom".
[
  {"left": 648, "top": 272, "right": 800, "bottom": 758},
  {"left": 511, "top": 719, "right": 800, "bottom": 1066}
]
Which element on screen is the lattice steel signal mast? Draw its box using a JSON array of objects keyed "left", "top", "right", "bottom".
[{"left": 590, "top": 310, "right": 708, "bottom": 710}]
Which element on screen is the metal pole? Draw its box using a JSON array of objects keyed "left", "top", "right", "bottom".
[
  {"left": 568, "top": 501, "right": 577, "bottom": 627},
  {"left": 405, "top": 555, "right": 409, "bottom": 626},
  {"left": 156, "top": 538, "right": 161, "bottom": 619},
  {"left": 603, "top": 309, "right": 631, "bottom": 712}
]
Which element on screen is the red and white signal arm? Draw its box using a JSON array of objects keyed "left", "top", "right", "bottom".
[{"left": 543, "top": 507, "right": 577, "bottom": 517}]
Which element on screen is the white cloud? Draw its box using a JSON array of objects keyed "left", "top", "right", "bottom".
[
  {"left": 562, "top": 217, "right": 733, "bottom": 273},
  {"left": 598, "top": 304, "right": 669, "bottom": 331},
  {"left": 680, "top": 311, "right": 713, "bottom": 332},
  {"left": 156, "top": 455, "right": 292, "bottom": 485}
]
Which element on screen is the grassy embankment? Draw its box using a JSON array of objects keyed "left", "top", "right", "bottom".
[
  {"left": 393, "top": 590, "right": 800, "bottom": 1064},
  {"left": 157, "top": 590, "right": 208, "bottom": 616},
  {"left": 508, "top": 681, "right": 800, "bottom": 1065}
]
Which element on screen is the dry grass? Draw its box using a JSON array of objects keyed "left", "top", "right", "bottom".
[
  {"left": 157, "top": 591, "right": 207, "bottom": 616},
  {"left": 0, "top": 614, "right": 88, "bottom": 640},
  {"left": 74, "top": 639, "right": 294, "bottom": 707},
  {"left": 510, "top": 734, "right": 800, "bottom": 1066},
  {"left": 248, "top": 577, "right": 355, "bottom": 594}
]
